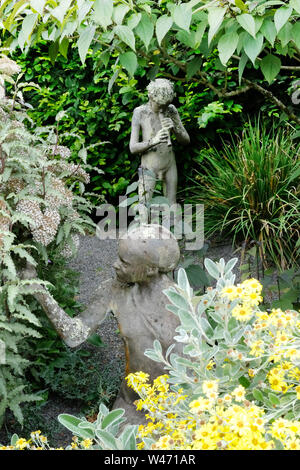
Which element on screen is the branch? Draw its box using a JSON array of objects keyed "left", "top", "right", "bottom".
[
  {"left": 157, "top": 51, "right": 251, "bottom": 97},
  {"left": 139, "top": 48, "right": 299, "bottom": 124},
  {"left": 281, "top": 66, "right": 300, "bottom": 70},
  {"left": 198, "top": 70, "right": 251, "bottom": 97},
  {"left": 242, "top": 77, "right": 300, "bottom": 126},
  {"left": 232, "top": 54, "right": 300, "bottom": 70}
]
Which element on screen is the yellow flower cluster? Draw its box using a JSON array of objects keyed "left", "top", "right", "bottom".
[
  {"left": 128, "top": 372, "right": 300, "bottom": 451},
  {"left": 270, "top": 419, "right": 300, "bottom": 450},
  {"left": 266, "top": 362, "right": 300, "bottom": 398},
  {"left": 246, "top": 308, "right": 300, "bottom": 362},
  {"left": 0, "top": 431, "right": 92, "bottom": 451},
  {"left": 221, "top": 278, "right": 263, "bottom": 322},
  {"left": 126, "top": 373, "right": 187, "bottom": 416}
]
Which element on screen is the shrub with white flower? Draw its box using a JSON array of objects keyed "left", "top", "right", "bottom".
[{"left": 0, "top": 58, "right": 103, "bottom": 427}]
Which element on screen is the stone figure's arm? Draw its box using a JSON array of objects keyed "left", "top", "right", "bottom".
[
  {"left": 21, "top": 263, "right": 111, "bottom": 348},
  {"left": 129, "top": 108, "right": 168, "bottom": 155},
  {"left": 168, "top": 105, "right": 190, "bottom": 145}
]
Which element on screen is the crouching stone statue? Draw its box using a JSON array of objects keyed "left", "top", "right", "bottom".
[{"left": 22, "top": 224, "right": 182, "bottom": 421}]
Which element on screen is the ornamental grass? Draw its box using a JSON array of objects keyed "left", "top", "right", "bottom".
[{"left": 188, "top": 120, "right": 300, "bottom": 269}]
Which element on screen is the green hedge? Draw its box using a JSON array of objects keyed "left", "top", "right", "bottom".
[
  {"left": 12, "top": 42, "right": 247, "bottom": 203},
  {"left": 13, "top": 42, "right": 291, "bottom": 205}
]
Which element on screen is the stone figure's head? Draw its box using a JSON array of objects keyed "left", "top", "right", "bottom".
[
  {"left": 147, "top": 79, "right": 175, "bottom": 107},
  {"left": 114, "top": 224, "right": 180, "bottom": 284}
]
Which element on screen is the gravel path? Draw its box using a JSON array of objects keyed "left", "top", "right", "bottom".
[
  {"left": 67, "top": 233, "right": 243, "bottom": 366},
  {"left": 68, "top": 235, "right": 124, "bottom": 365},
  {"left": 67, "top": 233, "right": 243, "bottom": 377}
]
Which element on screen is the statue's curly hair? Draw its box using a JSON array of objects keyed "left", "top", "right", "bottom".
[{"left": 147, "top": 78, "right": 175, "bottom": 104}]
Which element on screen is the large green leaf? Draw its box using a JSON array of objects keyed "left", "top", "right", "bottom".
[
  {"left": 290, "top": 0, "right": 300, "bottom": 14},
  {"left": 21, "top": 13, "right": 37, "bottom": 41},
  {"left": 119, "top": 51, "right": 137, "bottom": 77},
  {"left": 185, "top": 264, "right": 209, "bottom": 287},
  {"left": 176, "top": 30, "right": 195, "bottom": 48},
  {"left": 293, "top": 21, "right": 300, "bottom": 48},
  {"left": 195, "top": 20, "right": 207, "bottom": 47},
  {"left": 243, "top": 32, "right": 263, "bottom": 64},
  {"left": 127, "top": 13, "right": 141, "bottom": 30},
  {"left": 101, "top": 409, "right": 125, "bottom": 430},
  {"left": 208, "top": 7, "right": 227, "bottom": 45},
  {"left": 93, "top": 0, "right": 113, "bottom": 30},
  {"left": 186, "top": 56, "right": 202, "bottom": 79},
  {"left": 155, "top": 14, "right": 173, "bottom": 45},
  {"left": 134, "top": 12, "right": 154, "bottom": 49},
  {"left": 120, "top": 425, "right": 138, "bottom": 451},
  {"left": 51, "top": 0, "right": 71, "bottom": 24},
  {"left": 112, "top": 4, "right": 129, "bottom": 25},
  {"left": 254, "top": 16, "right": 264, "bottom": 35},
  {"left": 274, "top": 6, "right": 293, "bottom": 33},
  {"left": 238, "top": 52, "right": 247, "bottom": 84},
  {"left": 95, "top": 430, "right": 118, "bottom": 449},
  {"left": 261, "top": 19, "right": 277, "bottom": 46},
  {"left": 114, "top": 25, "right": 135, "bottom": 50},
  {"left": 277, "top": 22, "right": 292, "bottom": 47},
  {"left": 237, "top": 13, "right": 256, "bottom": 38},
  {"left": 218, "top": 31, "right": 239, "bottom": 65},
  {"left": 78, "top": 25, "right": 96, "bottom": 64},
  {"left": 30, "top": 0, "right": 45, "bottom": 15},
  {"left": 173, "top": 4, "right": 192, "bottom": 31},
  {"left": 59, "top": 36, "right": 69, "bottom": 58},
  {"left": 260, "top": 54, "right": 281, "bottom": 83}
]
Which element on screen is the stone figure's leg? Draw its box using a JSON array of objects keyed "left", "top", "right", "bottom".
[
  {"left": 164, "top": 162, "right": 178, "bottom": 205},
  {"left": 138, "top": 167, "right": 156, "bottom": 204}
]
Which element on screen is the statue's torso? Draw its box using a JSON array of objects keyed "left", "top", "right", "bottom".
[
  {"left": 109, "top": 275, "right": 181, "bottom": 380},
  {"left": 138, "top": 104, "right": 176, "bottom": 176}
]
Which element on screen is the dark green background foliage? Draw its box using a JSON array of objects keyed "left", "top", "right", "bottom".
[
  {"left": 12, "top": 42, "right": 249, "bottom": 204},
  {"left": 15, "top": 40, "right": 297, "bottom": 207}
]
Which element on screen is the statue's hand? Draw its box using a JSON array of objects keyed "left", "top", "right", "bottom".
[
  {"left": 152, "top": 128, "right": 169, "bottom": 145},
  {"left": 161, "top": 117, "right": 174, "bottom": 130}
]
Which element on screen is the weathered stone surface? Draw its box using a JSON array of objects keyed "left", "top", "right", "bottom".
[{"left": 22, "top": 224, "right": 182, "bottom": 422}]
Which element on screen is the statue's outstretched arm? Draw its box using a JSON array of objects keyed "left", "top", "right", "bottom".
[{"left": 21, "top": 263, "right": 110, "bottom": 348}]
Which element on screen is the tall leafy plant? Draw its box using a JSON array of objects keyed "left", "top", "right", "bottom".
[
  {"left": 0, "top": 57, "right": 98, "bottom": 427},
  {"left": 188, "top": 120, "right": 300, "bottom": 269}
]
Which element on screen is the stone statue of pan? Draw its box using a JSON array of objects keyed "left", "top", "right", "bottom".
[
  {"left": 130, "top": 79, "right": 190, "bottom": 205},
  {"left": 21, "top": 224, "right": 183, "bottom": 421}
]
